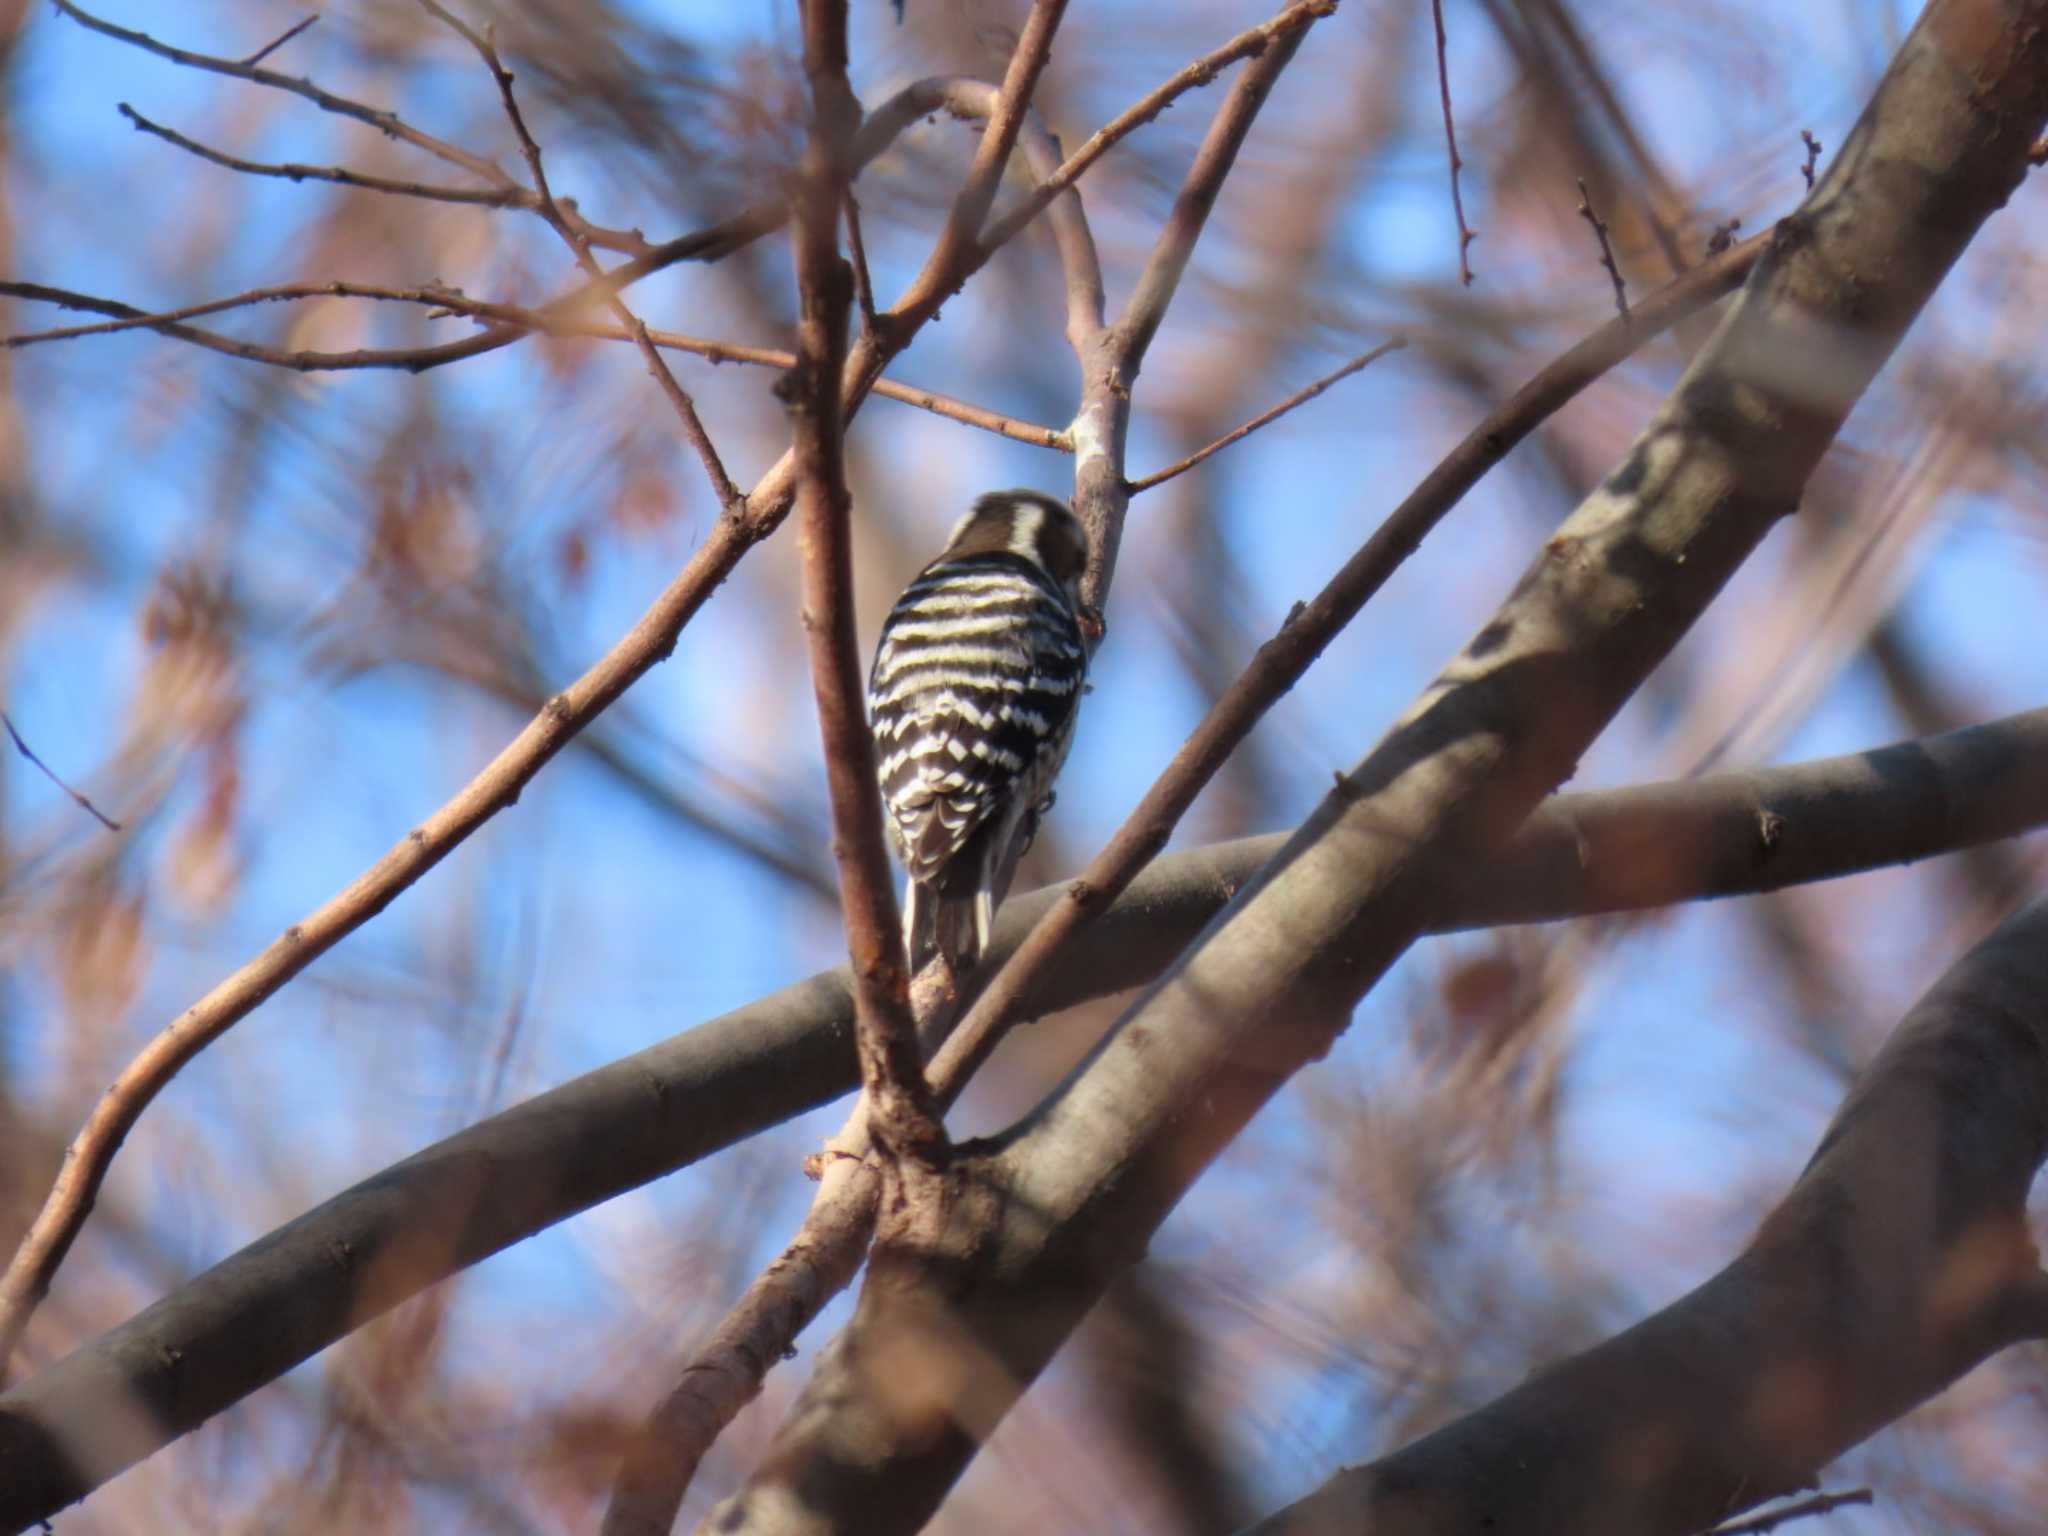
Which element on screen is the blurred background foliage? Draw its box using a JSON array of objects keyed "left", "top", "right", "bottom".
[{"left": 2, "top": 1, "right": 2046, "bottom": 1529}]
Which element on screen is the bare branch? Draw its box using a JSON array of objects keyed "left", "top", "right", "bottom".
[
  {"left": 114, "top": 101, "right": 651, "bottom": 253},
  {"left": 1249, "top": 883, "right": 2048, "bottom": 1535},
  {"left": 418, "top": 0, "right": 743, "bottom": 511},
  {"left": 788, "top": 0, "right": 937, "bottom": 1153},
  {"left": 53, "top": 0, "right": 512, "bottom": 189},
  {"left": 914, "top": 0, "right": 1069, "bottom": 290},
  {"left": 1073, "top": 14, "right": 1322, "bottom": 644},
  {"left": 977, "top": 0, "right": 1341, "bottom": 259},
  {"left": 238, "top": 13, "right": 316, "bottom": 70},
  {"left": 1127, "top": 338, "right": 1406, "bottom": 494},
  {"left": 0, "top": 279, "right": 1067, "bottom": 448},
  {"left": 1575, "top": 176, "right": 1629, "bottom": 321},
  {"left": 1431, "top": 0, "right": 1478, "bottom": 285},
  {"left": 842, "top": 192, "right": 879, "bottom": 334},
  {"left": 6, "top": 701, "right": 2048, "bottom": 1525},
  {"left": 0, "top": 710, "right": 120, "bottom": 833},
  {"left": 1706, "top": 1490, "right": 1874, "bottom": 1536}
]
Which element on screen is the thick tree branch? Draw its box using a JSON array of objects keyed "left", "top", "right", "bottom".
[
  {"left": 3, "top": 706, "right": 2047, "bottom": 1528},
  {"left": 1248, "top": 897, "right": 2048, "bottom": 1535},
  {"left": 703, "top": 4, "right": 2048, "bottom": 1527}
]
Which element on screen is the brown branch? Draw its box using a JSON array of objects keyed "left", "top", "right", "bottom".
[
  {"left": 1575, "top": 176, "right": 1629, "bottom": 321},
  {"left": 0, "top": 279, "right": 1068, "bottom": 449},
  {"left": 842, "top": 192, "right": 879, "bottom": 333},
  {"left": 115, "top": 101, "right": 650, "bottom": 254},
  {"left": 697, "top": 24, "right": 1332, "bottom": 1533},
  {"left": 8, "top": 703, "right": 2048, "bottom": 1527},
  {"left": 420, "top": 0, "right": 743, "bottom": 511},
  {"left": 977, "top": 0, "right": 1340, "bottom": 260},
  {"left": 237, "top": 13, "right": 315, "bottom": 70},
  {"left": 0, "top": 710, "right": 120, "bottom": 833},
  {"left": 913, "top": 0, "right": 1069, "bottom": 290},
  {"left": 1799, "top": 128, "right": 1824, "bottom": 190},
  {"left": 53, "top": 0, "right": 513, "bottom": 189},
  {"left": 1127, "top": 338, "right": 1406, "bottom": 494},
  {"left": 1431, "top": 0, "right": 1478, "bottom": 285},
  {"left": 1, "top": 278, "right": 502, "bottom": 346},
  {"left": 926, "top": 230, "right": 1767, "bottom": 1128},
  {"left": 788, "top": 0, "right": 937, "bottom": 1154},
  {"left": 606, "top": 42, "right": 1108, "bottom": 1531},
  {"left": 1073, "top": 11, "right": 1324, "bottom": 640},
  {"left": 1705, "top": 1489, "right": 1874, "bottom": 1536}
]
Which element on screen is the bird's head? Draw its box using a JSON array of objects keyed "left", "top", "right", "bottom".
[{"left": 941, "top": 489, "right": 1088, "bottom": 606}]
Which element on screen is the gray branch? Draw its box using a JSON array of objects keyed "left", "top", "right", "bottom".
[
  {"left": 1, "top": 707, "right": 2044, "bottom": 1526},
  {"left": 1247, "top": 894, "right": 2048, "bottom": 1535}
]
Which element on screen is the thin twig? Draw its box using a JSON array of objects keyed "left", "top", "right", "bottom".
[
  {"left": 418, "top": 0, "right": 743, "bottom": 511},
  {"left": 239, "top": 13, "right": 316, "bottom": 69},
  {"left": 843, "top": 191, "right": 880, "bottom": 334},
  {"left": 1706, "top": 1489, "right": 1874, "bottom": 1536},
  {"left": 1575, "top": 177, "right": 1629, "bottom": 322},
  {"left": 1, "top": 711, "right": 120, "bottom": 832},
  {"left": 1430, "top": 0, "right": 1478, "bottom": 286},
  {"left": 54, "top": 0, "right": 512, "bottom": 188},
  {"left": 1128, "top": 338, "right": 1405, "bottom": 493},
  {"left": 115, "top": 102, "right": 650, "bottom": 253},
  {"left": 1799, "top": 128, "right": 1823, "bottom": 190},
  {"left": 0, "top": 278, "right": 1069, "bottom": 448}
]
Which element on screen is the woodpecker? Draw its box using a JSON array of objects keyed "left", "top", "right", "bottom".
[{"left": 868, "top": 489, "right": 1090, "bottom": 977}]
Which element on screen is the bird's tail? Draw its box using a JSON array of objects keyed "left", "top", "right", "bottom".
[{"left": 902, "top": 806, "right": 1037, "bottom": 979}]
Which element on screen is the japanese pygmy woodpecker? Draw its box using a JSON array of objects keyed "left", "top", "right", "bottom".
[{"left": 867, "top": 490, "right": 1090, "bottom": 977}]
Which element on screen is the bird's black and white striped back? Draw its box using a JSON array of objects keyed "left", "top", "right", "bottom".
[{"left": 868, "top": 506, "right": 1088, "bottom": 973}]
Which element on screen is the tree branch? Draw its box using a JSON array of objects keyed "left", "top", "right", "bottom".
[
  {"left": 53, "top": 0, "right": 512, "bottom": 188},
  {"left": 1248, "top": 898, "right": 2048, "bottom": 1535},
  {"left": 1126, "top": 338, "right": 1405, "bottom": 493},
  {"left": 114, "top": 101, "right": 652, "bottom": 255},
  {"left": 700, "top": 4, "right": 2048, "bottom": 1526},
  {"left": 786, "top": 0, "right": 936, "bottom": 1153},
  {"left": 419, "top": 0, "right": 742, "bottom": 510},
  {"left": 0, "top": 279, "right": 1067, "bottom": 449},
  {"left": 1430, "top": 0, "right": 1477, "bottom": 285},
  {"left": 4, "top": 705, "right": 2047, "bottom": 1527}
]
